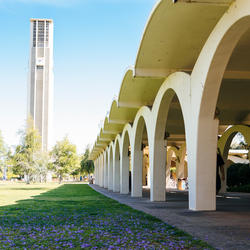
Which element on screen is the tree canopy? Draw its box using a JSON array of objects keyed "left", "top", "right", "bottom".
[
  {"left": 50, "top": 137, "right": 79, "bottom": 183},
  {"left": 0, "top": 130, "right": 8, "bottom": 174},
  {"left": 80, "top": 148, "right": 94, "bottom": 176},
  {"left": 12, "top": 123, "right": 42, "bottom": 183}
]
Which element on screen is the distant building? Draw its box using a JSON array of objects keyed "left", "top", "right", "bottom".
[{"left": 28, "top": 19, "right": 54, "bottom": 151}]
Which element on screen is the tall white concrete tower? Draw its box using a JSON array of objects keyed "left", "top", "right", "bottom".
[{"left": 28, "top": 19, "right": 54, "bottom": 151}]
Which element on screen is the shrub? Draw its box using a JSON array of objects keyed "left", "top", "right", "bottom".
[
  {"left": 227, "top": 184, "right": 250, "bottom": 193},
  {"left": 227, "top": 163, "right": 250, "bottom": 188}
]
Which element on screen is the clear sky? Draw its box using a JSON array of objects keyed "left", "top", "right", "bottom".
[{"left": 0, "top": 0, "right": 156, "bottom": 153}]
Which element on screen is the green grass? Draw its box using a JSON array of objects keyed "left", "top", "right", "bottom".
[
  {"left": 0, "top": 182, "right": 61, "bottom": 206},
  {"left": 0, "top": 183, "right": 214, "bottom": 249}
]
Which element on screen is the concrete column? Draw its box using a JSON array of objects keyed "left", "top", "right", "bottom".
[
  {"left": 166, "top": 168, "right": 171, "bottom": 188},
  {"left": 113, "top": 143, "right": 120, "bottom": 192},
  {"left": 95, "top": 157, "right": 99, "bottom": 185},
  {"left": 166, "top": 149, "right": 174, "bottom": 188},
  {"left": 184, "top": 162, "right": 188, "bottom": 179},
  {"left": 142, "top": 151, "right": 149, "bottom": 186},
  {"left": 102, "top": 153, "right": 105, "bottom": 187},
  {"left": 147, "top": 162, "right": 150, "bottom": 188},
  {"left": 98, "top": 156, "right": 101, "bottom": 186},
  {"left": 94, "top": 160, "right": 97, "bottom": 184},
  {"left": 149, "top": 136, "right": 166, "bottom": 201},
  {"left": 108, "top": 146, "right": 113, "bottom": 191},
  {"left": 131, "top": 116, "right": 149, "bottom": 198},
  {"left": 98, "top": 157, "right": 101, "bottom": 186},
  {"left": 95, "top": 158, "right": 97, "bottom": 185},
  {"left": 97, "top": 157, "right": 99, "bottom": 186},
  {"left": 189, "top": 0, "right": 250, "bottom": 210},
  {"left": 120, "top": 133, "right": 130, "bottom": 194},
  {"left": 176, "top": 144, "right": 186, "bottom": 190},
  {"left": 103, "top": 153, "right": 106, "bottom": 188},
  {"left": 131, "top": 143, "right": 143, "bottom": 197},
  {"left": 104, "top": 151, "right": 108, "bottom": 188},
  {"left": 187, "top": 118, "right": 219, "bottom": 211},
  {"left": 176, "top": 161, "right": 183, "bottom": 191},
  {"left": 100, "top": 154, "right": 104, "bottom": 188}
]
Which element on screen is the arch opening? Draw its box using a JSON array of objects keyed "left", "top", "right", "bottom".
[
  {"left": 225, "top": 132, "right": 250, "bottom": 193},
  {"left": 113, "top": 140, "right": 121, "bottom": 192},
  {"left": 132, "top": 116, "right": 150, "bottom": 198},
  {"left": 153, "top": 88, "right": 187, "bottom": 202},
  {"left": 104, "top": 150, "right": 108, "bottom": 188},
  {"left": 108, "top": 146, "right": 114, "bottom": 191},
  {"left": 100, "top": 154, "right": 104, "bottom": 187},
  {"left": 166, "top": 95, "right": 187, "bottom": 190},
  {"left": 121, "top": 130, "right": 131, "bottom": 194},
  {"left": 218, "top": 126, "right": 250, "bottom": 194}
]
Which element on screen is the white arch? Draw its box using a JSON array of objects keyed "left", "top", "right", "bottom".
[
  {"left": 104, "top": 148, "right": 109, "bottom": 188},
  {"left": 108, "top": 142, "right": 114, "bottom": 191},
  {"left": 94, "top": 159, "right": 97, "bottom": 184},
  {"left": 100, "top": 153, "right": 104, "bottom": 188},
  {"left": 96, "top": 155, "right": 100, "bottom": 186},
  {"left": 218, "top": 125, "right": 250, "bottom": 160},
  {"left": 121, "top": 123, "right": 133, "bottom": 144},
  {"left": 113, "top": 135, "right": 122, "bottom": 192},
  {"left": 149, "top": 72, "right": 190, "bottom": 201},
  {"left": 130, "top": 106, "right": 152, "bottom": 197},
  {"left": 218, "top": 125, "right": 250, "bottom": 193},
  {"left": 188, "top": 0, "right": 250, "bottom": 211},
  {"left": 167, "top": 144, "right": 187, "bottom": 188},
  {"left": 120, "top": 123, "right": 133, "bottom": 194}
]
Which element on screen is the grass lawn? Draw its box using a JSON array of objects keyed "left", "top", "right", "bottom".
[
  {"left": 0, "top": 183, "right": 213, "bottom": 249},
  {"left": 0, "top": 182, "right": 61, "bottom": 206}
]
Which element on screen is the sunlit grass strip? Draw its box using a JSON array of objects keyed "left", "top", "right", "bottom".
[
  {"left": 0, "top": 182, "right": 61, "bottom": 206},
  {"left": 0, "top": 184, "right": 214, "bottom": 249}
]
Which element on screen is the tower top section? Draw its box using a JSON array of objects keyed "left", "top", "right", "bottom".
[
  {"left": 30, "top": 18, "right": 53, "bottom": 49},
  {"left": 30, "top": 18, "right": 53, "bottom": 23}
]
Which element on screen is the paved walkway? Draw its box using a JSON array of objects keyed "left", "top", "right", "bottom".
[{"left": 90, "top": 184, "right": 250, "bottom": 250}]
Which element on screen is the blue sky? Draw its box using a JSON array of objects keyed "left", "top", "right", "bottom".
[{"left": 0, "top": 0, "right": 155, "bottom": 152}]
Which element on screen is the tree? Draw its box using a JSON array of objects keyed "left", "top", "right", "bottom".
[
  {"left": 0, "top": 131, "right": 11, "bottom": 180},
  {"left": 0, "top": 131, "right": 7, "bottom": 172},
  {"left": 50, "top": 137, "right": 79, "bottom": 183},
  {"left": 12, "top": 121, "right": 42, "bottom": 184},
  {"left": 4, "top": 149, "right": 15, "bottom": 180},
  {"left": 34, "top": 151, "right": 50, "bottom": 183},
  {"left": 80, "top": 147, "right": 94, "bottom": 178}
]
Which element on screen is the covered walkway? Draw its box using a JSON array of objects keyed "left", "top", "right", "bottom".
[
  {"left": 90, "top": 0, "right": 250, "bottom": 212},
  {"left": 91, "top": 184, "right": 250, "bottom": 250}
]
